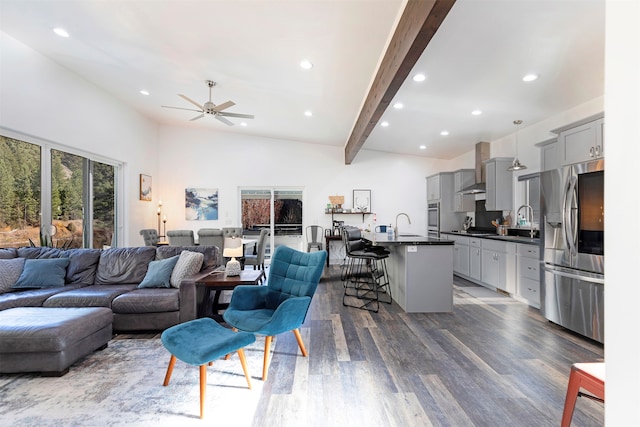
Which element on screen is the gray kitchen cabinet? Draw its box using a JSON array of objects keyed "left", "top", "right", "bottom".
[
  {"left": 484, "top": 158, "right": 513, "bottom": 211},
  {"left": 481, "top": 239, "right": 516, "bottom": 294},
  {"left": 453, "top": 169, "right": 475, "bottom": 212},
  {"left": 450, "top": 235, "right": 470, "bottom": 276},
  {"left": 552, "top": 113, "right": 604, "bottom": 166},
  {"left": 426, "top": 173, "right": 441, "bottom": 202},
  {"left": 469, "top": 238, "right": 482, "bottom": 280},
  {"left": 516, "top": 243, "right": 541, "bottom": 308},
  {"left": 536, "top": 137, "right": 559, "bottom": 172}
]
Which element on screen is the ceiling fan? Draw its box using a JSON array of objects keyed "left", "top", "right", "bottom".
[{"left": 162, "top": 80, "right": 254, "bottom": 126}]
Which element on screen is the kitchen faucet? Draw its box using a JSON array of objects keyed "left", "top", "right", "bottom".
[
  {"left": 516, "top": 204, "right": 536, "bottom": 238},
  {"left": 395, "top": 213, "right": 411, "bottom": 236}
]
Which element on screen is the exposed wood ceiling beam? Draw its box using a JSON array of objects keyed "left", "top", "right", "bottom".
[{"left": 344, "top": 0, "right": 457, "bottom": 164}]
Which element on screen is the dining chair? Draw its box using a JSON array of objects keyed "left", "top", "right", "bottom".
[
  {"left": 197, "top": 228, "right": 224, "bottom": 264},
  {"left": 244, "top": 229, "right": 270, "bottom": 270},
  {"left": 223, "top": 245, "right": 327, "bottom": 381},
  {"left": 139, "top": 229, "right": 159, "bottom": 246},
  {"left": 166, "top": 230, "right": 195, "bottom": 246},
  {"left": 306, "top": 225, "right": 323, "bottom": 252}
]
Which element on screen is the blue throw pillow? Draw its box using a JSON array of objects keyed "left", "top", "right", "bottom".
[
  {"left": 138, "top": 255, "right": 180, "bottom": 288},
  {"left": 12, "top": 258, "right": 70, "bottom": 289}
]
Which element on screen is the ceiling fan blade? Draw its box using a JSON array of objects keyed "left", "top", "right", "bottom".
[
  {"left": 218, "top": 112, "right": 255, "bottom": 119},
  {"left": 161, "top": 105, "right": 202, "bottom": 112},
  {"left": 178, "top": 94, "right": 205, "bottom": 110},
  {"left": 212, "top": 100, "right": 235, "bottom": 112},
  {"left": 190, "top": 114, "right": 205, "bottom": 121},
  {"left": 215, "top": 115, "right": 234, "bottom": 126}
]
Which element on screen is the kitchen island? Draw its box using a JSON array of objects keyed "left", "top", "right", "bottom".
[{"left": 364, "top": 232, "right": 454, "bottom": 313}]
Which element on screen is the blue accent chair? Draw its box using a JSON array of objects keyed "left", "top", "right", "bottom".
[{"left": 223, "top": 245, "right": 327, "bottom": 380}]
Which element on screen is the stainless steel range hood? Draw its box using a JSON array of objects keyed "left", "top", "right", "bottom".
[{"left": 459, "top": 141, "right": 490, "bottom": 194}]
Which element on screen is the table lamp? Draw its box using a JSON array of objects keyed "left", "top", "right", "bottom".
[{"left": 223, "top": 241, "right": 243, "bottom": 276}]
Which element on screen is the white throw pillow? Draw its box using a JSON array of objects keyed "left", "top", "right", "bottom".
[
  {"left": 170, "top": 250, "right": 204, "bottom": 288},
  {"left": 0, "top": 258, "right": 26, "bottom": 293}
]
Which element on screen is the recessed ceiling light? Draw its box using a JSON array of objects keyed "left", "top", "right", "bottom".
[
  {"left": 53, "top": 28, "right": 69, "bottom": 38},
  {"left": 380, "top": 121, "right": 389, "bottom": 127},
  {"left": 522, "top": 73, "right": 539, "bottom": 82},
  {"left": 419, "top": 145, "right": 426, "bottom": 150},
  {"left": 471, "top": 109, "right": 482, "bottom": 116},
  {"left": 413, "top": 74, "right": 426, "bottom": 82},
  {"left": 240, "top": 122, "right": 247, "bottom": 127},
  {"left": 139, "top": 90, "right": 149, "bottom": 96},
  {"left": 304, "top": 111, "right": 313, "bottom": 117},
  {"left": 440, "top": 130, "right": 449, "bottom": 136},
  {"left": 300, "top": 60, "right": 313, "bottom": 70},
  {"left": 393, "top": 102, "right": 403, "bottom": 109}
]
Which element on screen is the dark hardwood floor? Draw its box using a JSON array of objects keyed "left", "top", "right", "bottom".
[{"left": 252, "top": 266, "right": 604, "bottom": 427}]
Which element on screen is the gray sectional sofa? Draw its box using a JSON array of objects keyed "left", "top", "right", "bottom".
[
  {"left": 0, "top": 245, "right": 219, "bottom": 331},
  {"left": 0, "top": 245, "right": 219, "bottom": 375}
]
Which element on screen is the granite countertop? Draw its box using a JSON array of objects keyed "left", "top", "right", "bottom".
[
  {"left": 441, "top": 230, "right": 540, "bottom": 246},
  {"left": 363, "top": 232, "right": 454, "bottom": 246}
]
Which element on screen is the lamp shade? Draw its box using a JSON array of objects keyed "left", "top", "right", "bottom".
[{"left": 223, "top": 245, "right": 243, "bottom": 258}]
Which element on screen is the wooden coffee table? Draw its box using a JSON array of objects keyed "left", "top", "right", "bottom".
[{"left": 196, "top": 268, "right": 266, "bottom": 320}]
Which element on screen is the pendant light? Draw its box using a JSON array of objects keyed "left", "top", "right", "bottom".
[{"left": 507, "top": 119, "right": 527, "bottom": 171}]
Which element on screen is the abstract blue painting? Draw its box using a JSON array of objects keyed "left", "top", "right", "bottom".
[{"left": 185, "top": 188, "right": 219, "bottom": 220}]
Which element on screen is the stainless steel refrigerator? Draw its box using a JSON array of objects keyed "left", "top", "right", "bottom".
[{"left": 539, "top": 159, "right": 604, "bottom": 343}]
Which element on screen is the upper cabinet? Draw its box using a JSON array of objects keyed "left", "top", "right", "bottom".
[
  {"left": 453, "top": 169, "right": 475, "bottom": 212},
  {"left": 535, "top": 137, "right": 559, "bottom": 172},
  {"left": 551, "top": 113, "right": 604, "bottom": 167},
  {"left": 426, "top": 173, "right": 441, "bottom": 202},
  {"left": 426, "top": 172, "right": 455, "bottom": 211},
  {"left": 484, "top": 158, "right": 513, "bottom": 211}
]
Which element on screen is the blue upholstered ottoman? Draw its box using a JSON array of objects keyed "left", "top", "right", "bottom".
[
  {"left": 160, "top": 317, "right": 256, "bottom": 419},
  {"left": 0, "top": 307, "right": 113, "bottom": 376}
]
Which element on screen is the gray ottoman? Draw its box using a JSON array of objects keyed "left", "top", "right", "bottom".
[{"left": 0, "top": 307, "right": 113, "bottom": 376}]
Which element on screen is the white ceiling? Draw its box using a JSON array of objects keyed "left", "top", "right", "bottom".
[{"left": 0, "top": 0, "right": 604, "bottom": 161}]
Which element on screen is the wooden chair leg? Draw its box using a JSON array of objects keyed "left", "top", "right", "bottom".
[
  {"left": 561, "top": 368, "right": 581, "bottom": 427},
  {"left": 224, "top": 328, "right": 240, "bottom": 360},
  {"left": 237, "top": 348, "right": 252, "bottom": 389},
  {"left": 199, "top": 364, "right": 207, "bottom": 419},
  {"left": 293, "top": 328, "right": 308, "bottom": 357},
  {"left": 163, "top": 355, "right": 176, "bottom": 386},
  {"left": 262, "top": 336, "right": 273, "bottom": 381}
]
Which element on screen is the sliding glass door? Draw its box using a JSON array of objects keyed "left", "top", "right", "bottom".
[{"left": 240, "top": 188, "right": 303, "bottom": 256}]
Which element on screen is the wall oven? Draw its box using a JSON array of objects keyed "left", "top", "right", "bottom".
[
  {"left": 427, "top": 202, "right": 440, "bottom": 238},
  {"left": 540, "top": 159, "right": 604, "bottom": 343}
]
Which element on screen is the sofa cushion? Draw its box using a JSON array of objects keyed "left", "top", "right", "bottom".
[
  {"left": 0, "top": 284, "right": 86, "bottom": 311},
  {"left": 112, "top": 288, "right": 181, "bottom": 314},
  {"left": 156, "top": 245, "right": 218, "bottom": 271},
  {"left": 138, "top": 255, "right": 180, "bottom": 288},
  {"left": 0, "top": 248, "right": 18, "bottom": 259},
  {"left": 16, "top": 247, "right": 62, "bottom": 259},
  {"left": 170, "top": 251, "right": 204, "bottom": 288},
  {"left": 62, "top": 248, "right": 102, "bottom": 285},
  {"left": 95, "top": 247, "right": 156, "bottom": 285},
  {"left": 42, "top": 284, "right": 136, "bottom": 308},
  {"left": 12, "top": 258, "right": 70, "bottom": 289},
  {"left": 0, "top": 258, "right": 25, "bottom": 293}
]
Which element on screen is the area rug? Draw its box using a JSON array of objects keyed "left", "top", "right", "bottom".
[{"left": 0, "top": 336, "right": 272, "bottom": 426}]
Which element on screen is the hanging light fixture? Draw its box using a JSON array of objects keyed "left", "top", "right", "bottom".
[{"left": 507, "top": 119, "right": 527, "bottom": 171}]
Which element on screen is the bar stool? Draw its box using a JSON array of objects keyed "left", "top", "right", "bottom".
[
  {"left": 561, "top": 362, "right": 605, "bottom": 427},
  {"left": 341, "top": 226, "right": 391, "bottom": 312}
]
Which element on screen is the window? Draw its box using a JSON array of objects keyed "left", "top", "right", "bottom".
[
  {"left": 518, "top": 173, "right": 540, "bottom": 228},
  {"left": 0, "top": 133, "right": 120, "bottom": 249}
]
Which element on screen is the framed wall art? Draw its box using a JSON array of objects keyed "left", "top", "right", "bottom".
[
  {"left": 139, "top": 174, "right": 152, "bottom": 201},
  {"left": 185, "top": 188, "right": 219, "bottom": 220},
  {"left": 353, "top": 189, "right": 371, "bottom": 213}
]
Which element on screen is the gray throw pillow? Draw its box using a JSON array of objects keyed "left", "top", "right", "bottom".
[
  {"left": 138, "top": 255, "right": 180, "bottom": 288},
  {"left": 12, "top": 258, "right": 70, "bottom": 289},
  {"left": 0, "top": 258, "right": 26, "bottom": 293},
  {"left": 170, "top": 250, "right": 204, "bottom": 288}
]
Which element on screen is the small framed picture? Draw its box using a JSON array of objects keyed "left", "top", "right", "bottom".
[
  {"left": 353, "top": 189, "right": 371, "bottom": 213},
  {"left": 140, "top": 174, "right": 152, "bottom": 201}
]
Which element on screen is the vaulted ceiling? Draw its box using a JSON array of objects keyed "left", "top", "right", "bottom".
[{"left": 0, "top": 0, "right": 604, "bottom": 163}]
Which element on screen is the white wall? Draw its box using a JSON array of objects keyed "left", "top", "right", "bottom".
[
  {"left": 0, "top": 32, "right": 159, "bottom": 246},
  {"left": 156, "top": 125, "right": 449, "bottom": 248}
]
